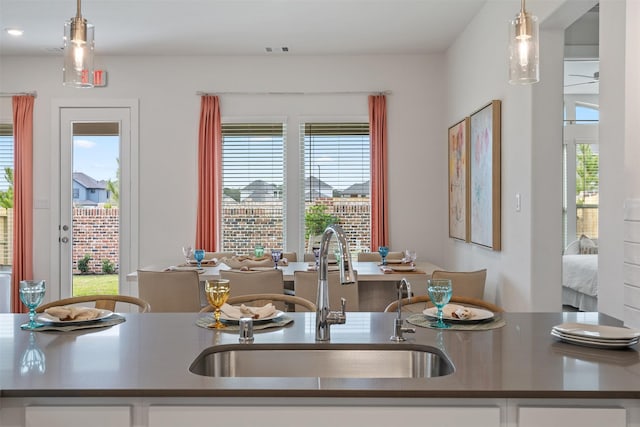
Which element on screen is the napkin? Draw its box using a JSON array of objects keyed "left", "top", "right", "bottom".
[
  {"left": 221, "top": 256, "right": 274, "bottom": 269},
  {"left": 442, "top": 304, "right": 474, "bottom": 320},
  {"left": 44, "top": 306, "right": 103, "bottom": 321},
  {"left": 220, "top": 303, "right": 278, "bottom": 320}
]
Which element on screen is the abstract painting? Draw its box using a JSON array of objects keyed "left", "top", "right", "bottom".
[
  {"left": 448, "top": 118, "right": 469, "bottom": 241},
  {"left": 470, "top": 100, "right": 501, "bottom": 251}
]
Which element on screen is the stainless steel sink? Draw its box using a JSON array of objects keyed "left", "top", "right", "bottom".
[{"left": 189, "top": 343, "right": 454, "bottom": 378}]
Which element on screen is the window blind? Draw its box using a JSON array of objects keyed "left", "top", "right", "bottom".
[{"left": 220, "top": 123, "right": 285, "bottom": 253}]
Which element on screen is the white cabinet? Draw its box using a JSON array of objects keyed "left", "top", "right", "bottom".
[
  {"left": 518, "top": 406, "right": 626, "bottom": 427},
  {"left": 24, "top": 406, "right": 131, "bottom": 427},
  {"left": 148, "top": 405, "right": 501, "bottom": 427}
]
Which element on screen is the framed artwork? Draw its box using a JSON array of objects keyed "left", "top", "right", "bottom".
[
  {"left": 469, "top": 100, "right": 501, "bottom": 251},
  {"left": 448, "top": 118, "right": 470, "bottom": 241}
]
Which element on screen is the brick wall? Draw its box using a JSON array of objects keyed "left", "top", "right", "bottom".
[
  {"left": 35, "top": 199, "right": 370, "bottom": 275},
  {"left": 73, "top": 208, "right": 119, "bottom": 274},
  {"left": 221, "top": 198, "right": 371, "bottom": 255}
]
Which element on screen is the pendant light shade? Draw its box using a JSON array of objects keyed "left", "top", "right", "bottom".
[
  {"left": 509, "top": 0, "right": 539, "bottom": 85},
  {"left": 63, "top": 0, "right": 94, "bottom": 88}
]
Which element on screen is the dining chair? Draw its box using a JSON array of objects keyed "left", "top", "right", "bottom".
[
  {"left": 293, "top": 270, "right": 359, "bottom": 312},
  {"left": 199, "top": 293, "right": 316, "bottom": 313},
  {"left": 282, "top": 252, "right": 297, "bottom": 262},
  {"left": 383, "top": 295, "right": 504, "bottom": 314},
  {"left": 357, "top": 251, "right": 403, "bottom": 262},
  {"left": 219, "top": 269, "right": 286, "bottom": 310},
  {"left": 431, "top": 269, "right": 487, "bottom": 299},
  {"left": 137, "top": 270, "right": 202, "bottom": 312},
  {"left": 37, "top": 294, "right": 150, "bottom": 313}
]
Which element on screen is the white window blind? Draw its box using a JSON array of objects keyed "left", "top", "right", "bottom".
[
  {"left": 0, "top": 124, "right": 13, "bottom": 192},
  {"left": 300, "top": 122, "right": 371, "bottom": 251},
  {"left": 221, "top": 123, "right": 285, "bottom": 254}
]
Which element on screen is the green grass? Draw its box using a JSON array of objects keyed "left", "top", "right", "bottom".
[{"left": 73, "top": 274, "right": 119, "bottom": 296}]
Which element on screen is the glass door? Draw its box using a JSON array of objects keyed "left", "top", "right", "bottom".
[{"left": 59, "top": 107, "right": 134, "bottom": 298}]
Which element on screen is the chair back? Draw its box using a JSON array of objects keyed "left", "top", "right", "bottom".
[
  {"left": 37, "top": 295, "right": 150, "bottom": 313},
  {"left": 431, "top": 269, "right": 487, "bottom": 299},
  {"left": 293, "top": 270, "right": 359, "bottom": 312},
  {"left": 137, "top": 270, "right": 202, "bottom": 312},
  {"left": 219, "top": 269, "right": 286, "bottom": 310},
  {"left": 383, "top": 295, "right": 503, "bottom": 314},
  {"left": 282, "top": 252, "right": 297, "bottom": 262},
  {"left": 357, "top": 251, "right": 403, "bottom": 262},
  {"left": 200, "top": 293, "right": 316, "bottom": 313}
]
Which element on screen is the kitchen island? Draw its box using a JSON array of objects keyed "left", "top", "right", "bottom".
[{"left": 1, "top": 311, "right": 639, "bottom": 426}]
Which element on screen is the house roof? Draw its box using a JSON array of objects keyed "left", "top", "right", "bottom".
[
  {"left": 73, "top": 172, "right": 107, "bottom": 190},
  {"left": 342, "top": 181, "right": 370, "bottom": 197}
]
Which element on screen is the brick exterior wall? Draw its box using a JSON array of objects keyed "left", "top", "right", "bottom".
[
  {"left": 0, "top": 199, "right": 370, "bottom": 273},
  {"left": 73, "top": 208, "right": 119, "bottom": 274},
  {"left": 221, "top": 198, "right": 371, "bottom": 254}
]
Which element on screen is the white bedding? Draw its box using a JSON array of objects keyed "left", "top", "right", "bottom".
[{"left": 562, "top": 254, "right": 598, "bottom": 297}]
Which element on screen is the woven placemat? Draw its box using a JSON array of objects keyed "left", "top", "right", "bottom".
[
  {"left": 196, "top": 314, "right": 294, "bottom": 332},
  {"left": 22, "top": 314, "right": 126, "bottom": 332},
  {"left": 406, "top": 313, "right": 506, "bottom": 331}
]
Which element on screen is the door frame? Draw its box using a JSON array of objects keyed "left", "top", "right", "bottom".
[{"left": 50, "top": 99, "right": 139, "bottom": 301}]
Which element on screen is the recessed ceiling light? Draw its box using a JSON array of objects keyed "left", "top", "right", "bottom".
[
  {"left": 265, "top": 47, "right": 273, "bottom": 53},
  {"left": 281, "top": 47, "right": 289, "bottom": 52},
  {"left": 6, "top": 28, "right": 24, "bottom": 37}
]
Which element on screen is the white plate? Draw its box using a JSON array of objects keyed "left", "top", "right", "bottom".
[
  {"left": 423, "top": 306, "right": 494, "bottom": 323},
  {"left": 553, "top": 322, "right": 640, "bottom": 340},
  {"left": 551, "top": 330, "right": 638, "bottom": 349},
  {"left": 220, "top": 310, "right": 284, "bottom": 323},
  {"left": 36, "top": 308, "right": 113, "bottom": 325},
  {"left": 170, "top": 266, "right": 204, "bottom": 273},
  {"left": 551, "top": 329, "right": 639, "bottom": 345},
  {"left": 388, "top": 265, "right": 416, "bottom": 272}
]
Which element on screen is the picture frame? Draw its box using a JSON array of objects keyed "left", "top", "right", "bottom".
[
  {"left": 448, "top": 117, "right": 470, "bottom": 242},
  {"left": 469, "top": 100, "right": 501, "bottom": 251}
]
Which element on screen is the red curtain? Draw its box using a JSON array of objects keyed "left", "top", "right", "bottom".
[
  {"left": 195, "top": 95, "right": 222, "bottom": 251},
  {"left": 369, "top": 94, "right": 388, "bottom": 250},
  {"left": 11, "top": 95, "right": 35, "bottom": 313}
]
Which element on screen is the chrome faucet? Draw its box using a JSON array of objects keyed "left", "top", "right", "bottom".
[
  {"left": 390, "top": 278, "right": 415, "bottom": 342},
  {"left": 316, "top": 224, "right": 355, "bottom": 341}
]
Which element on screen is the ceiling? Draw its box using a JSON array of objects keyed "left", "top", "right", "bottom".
[{"left": 0, "top": 0, "right": 489, "bottom": 57}]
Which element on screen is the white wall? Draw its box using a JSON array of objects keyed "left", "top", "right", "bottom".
[
  {"left": 444, "top": 0, "right": 600, "bottom": 311},
  {"left": 0, "top": 54, "right": 446, "bottom": 297}
]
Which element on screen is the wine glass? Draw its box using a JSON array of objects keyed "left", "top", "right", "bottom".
[
  {"left": 19, "top": 280, "right": 46, "bottom": 330},
  {"left": 271, "top": 249, "right": 282, "bottom": 269},
  {"left": 404, "top": 249, "right": 417, "bottom": 266},
  {"left": 254, "top": 244, "right": 264, "bottom": 258},
  {"left": 205, "top": 279, "right": 230, "bottom": 329},
  {"left": 427, "top": 279, "right": 453, "bottom": 329},
  {"left": 194, "top": 249, "right": 205, "bottom": 268},
  {"left": 378, "top": 246, "right": 389, "bottom": 265},
  {"left": 182, "top": 246, "right": 193, "bottom": 264}
]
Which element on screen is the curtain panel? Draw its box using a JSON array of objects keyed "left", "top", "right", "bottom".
[
  {"left": 196, "top": 95, "right": 222, "bottom": 250},
  {"left": 368, "top": 94, "right": 389, "bottom": 250},
  {"left": 11, "top": 95, "right": 35, "bottom": 313}
]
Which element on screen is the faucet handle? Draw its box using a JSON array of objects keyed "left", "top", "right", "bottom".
[{"left": 340, "top": 297, "right": 346, "bottom": 315}]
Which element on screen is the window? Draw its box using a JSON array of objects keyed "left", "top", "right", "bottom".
[
  {"left": 73, "top": 188, "right": 79, "bottom": 199},
  {"left": 220, "top": 123, "right": 285, "bottom": 254},
  {"left": 0, "top": 123, "right": 12, "bottom": 267},
  {"left": 301, "top": 122, "right": 370, "bottom": 252},
  {"left": 563, "top": 101, "right": 599, "bottom": 247}
]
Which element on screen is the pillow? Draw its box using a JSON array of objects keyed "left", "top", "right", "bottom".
[{"left": 579, "top": 234, "right": 598, "bottom": 254}]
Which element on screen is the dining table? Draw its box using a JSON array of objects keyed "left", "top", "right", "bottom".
[{"left": 127, "top": 260, "right": 442, "bottom": 311}]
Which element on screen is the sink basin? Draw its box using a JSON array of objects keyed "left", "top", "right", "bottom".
[{"left": 189, "top": 343, "right": 454, "bottom": 378}]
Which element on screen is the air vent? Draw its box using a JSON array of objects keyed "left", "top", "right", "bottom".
[
  {"left": 265, "top": 47, "right": 273, "bottom": 53},
  {"left": 281, "top": 47, "right": 289, "bottom": 52}
]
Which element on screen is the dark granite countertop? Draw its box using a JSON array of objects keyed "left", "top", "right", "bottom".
[{"left": 1, "top": 311, "right": 639, "bottom": 399}]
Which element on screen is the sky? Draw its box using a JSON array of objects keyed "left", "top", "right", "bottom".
[{"left": 73, "top": 135, "right": 119, "bottom": 182}]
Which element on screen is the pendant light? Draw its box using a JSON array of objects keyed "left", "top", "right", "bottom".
[
  {"left": 508, "top": 0, "right": 539, "bottom": 84},
  {"left": 63, "top": 0, "right": 94, "bottom": 88}
]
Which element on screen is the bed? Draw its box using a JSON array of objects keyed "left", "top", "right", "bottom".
[{"left": 562, "top": 237, "right": 598, "bottom": 312}]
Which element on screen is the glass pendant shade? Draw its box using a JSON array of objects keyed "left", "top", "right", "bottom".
[
  {"left": 63, "top": 16, "right": 94, "bottom": 88},
  {"left": 508, "top": 9, "right": 539, "bottom": 84}
]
